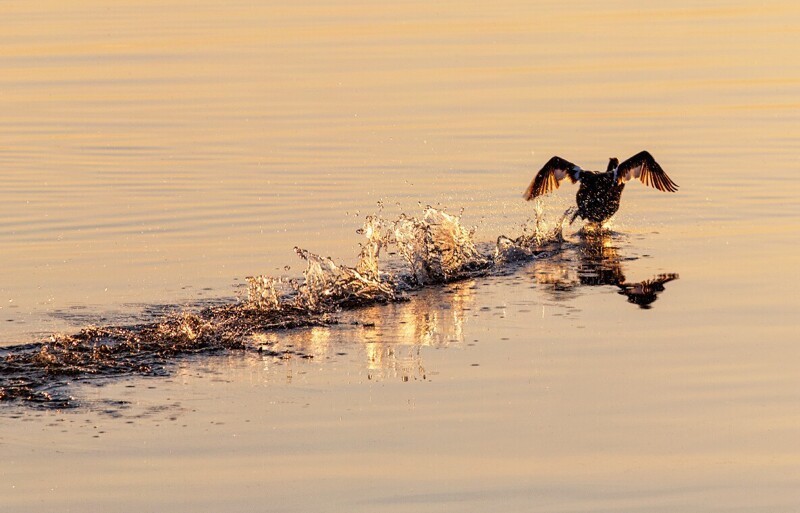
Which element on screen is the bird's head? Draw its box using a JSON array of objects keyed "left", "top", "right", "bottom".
[{"left": 607, "top": 157, "right": 619, "bottom": 172}]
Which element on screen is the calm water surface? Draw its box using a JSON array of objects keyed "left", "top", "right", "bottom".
[{"left": 1, "top": 0, "right": 799, "bottom": 511}]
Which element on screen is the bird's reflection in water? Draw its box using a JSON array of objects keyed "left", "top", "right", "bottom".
[
  {"left": 251, "top": 281, "right": 476, "bottom": 383},
  {"left": 532, "top": 228, "right": 678, "bottom": 309}
]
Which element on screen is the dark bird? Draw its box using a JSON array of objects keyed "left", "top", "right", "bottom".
[{"left": 523, "top": 151, "right": 678, "bottom": 224}]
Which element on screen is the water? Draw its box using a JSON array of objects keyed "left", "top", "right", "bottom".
[{"left": 1, "top": 0, "right": 800, "bottom": 511}]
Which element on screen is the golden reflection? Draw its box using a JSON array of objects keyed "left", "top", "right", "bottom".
[
  {"left": 363, "top": 281, "right": 476, "bottom": 381},
  {"left": 532, "top": 229, "right": 678, "bottom": 309},
  {"left": 250, "top": 280, "right": 476, "bottom": 382}
]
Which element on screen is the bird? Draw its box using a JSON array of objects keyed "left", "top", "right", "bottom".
[{"left": 523, "top": 151, "right": 678, "bottom": 224}]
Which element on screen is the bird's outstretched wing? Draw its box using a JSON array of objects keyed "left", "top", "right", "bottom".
[
  {"left": 616, "top": 151, "right": 678, "bottom": 192},
  {"left": 523, "top": 156, "right": 582, "bottom": 200}
]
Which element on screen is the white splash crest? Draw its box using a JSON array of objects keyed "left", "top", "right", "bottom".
[
  {"left": 494, "top": 203, "right": 569, "bottom": 263},
  {"left": 392, "top": 207, "right": 489, "bottom": 285}
]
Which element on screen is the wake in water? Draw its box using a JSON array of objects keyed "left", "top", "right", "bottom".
[{"left": 0, "top": 205, "right": 567, "bottom": 408}]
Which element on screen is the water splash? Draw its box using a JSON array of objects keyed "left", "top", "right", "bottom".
[
  {"left": 246, "top": 214, "right": 397, "bottom": 311},
  {"left": 246, "top": 276, "right": 285, "bottom": 311},
  {"left": 0, "top": 205, "right": 563, "bottom": 408},
  {"left": 393, "top": 207, "right": 489, "bottom": 285},
  {"left": 293, "top": 246, "right": 397, "bottom": 310},
  {"left": 494, "top": 204, "right": 570, "bottom": 263}
]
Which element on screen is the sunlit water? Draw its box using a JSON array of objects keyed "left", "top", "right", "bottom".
[{"left": 1, "top": 0, "right": 799, "bottom": 511}]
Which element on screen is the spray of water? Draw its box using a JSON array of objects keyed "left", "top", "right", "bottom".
[
  {"left": 494, "top": 203, "right": 571, "bottom": 263},
  {"left": 392, "top": 207, "right": 489, "bottom": 285},
  {"left": 0, "top": 205, "right": 562, "bottom": 407}
]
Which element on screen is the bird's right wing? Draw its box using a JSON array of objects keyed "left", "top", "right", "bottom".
[{"left": 523, "top": 156, "right": 582, "bottom": 200}]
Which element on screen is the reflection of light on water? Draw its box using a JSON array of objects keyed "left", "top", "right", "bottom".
[
  {"left": 399, "top": 281, "right": 475, "bottom": 348},
  {"left": 533, "top": 253, "right": 579, "bottom": 290},
  {"left": 248, "top": 280, "right": 476, "bottom": 383},
  {"left": 363, "top": 344, "right": 424, "bottom": 382},
  {"left": 363, "top": 281, "right": 476, "bottom": 381},
  {"left": 365, "top": 343, "right": 384, "bottom": 371},
  {"left": 305, "top": 327, "right": 331, "bottom": 356}
]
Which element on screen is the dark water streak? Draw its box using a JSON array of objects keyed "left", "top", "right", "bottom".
[{"left": 0, "top": 304, "right": 331, "bottom": 407}]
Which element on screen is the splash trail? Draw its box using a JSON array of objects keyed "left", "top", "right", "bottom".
[{"left": 0, "top": 206, "right": 567, "bottom": 407}]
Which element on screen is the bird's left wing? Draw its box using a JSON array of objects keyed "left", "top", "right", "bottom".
[
  {"left": 523, "top": 156, "right": 582, "bottom": 200},
  {"left": 616, "top": 151, "right": 679, "bottom": 192}
]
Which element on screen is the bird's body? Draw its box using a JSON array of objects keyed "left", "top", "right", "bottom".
[
  {"left": 523, "top": 151, "right": 677, "bottom": 224},
  {"left": 574, "top": 170, "right": 625, "bottom": 223}
]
